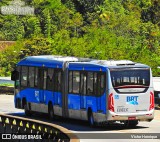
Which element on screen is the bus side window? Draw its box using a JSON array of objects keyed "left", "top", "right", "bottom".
[
  {"left": 15, "top": 66, "right": 20, "bottom": 88},
  {"left": 73, "top": 71, "right": 80, "bottom": 94},
  {"left": 97, "top": 73, "right": 105, "bottom": 96},
  {"left": 80, "top": 72, "right": 87, "bottom": 95},
  {"left": 87, "top": 72, "right": 94, "bottom": 95},
  {"left": 68, "top": 71, "right": 80, "bottom": 94},
  {"left": 47, "top": 68, "right": 54, "bottom": 91},
  {"left": 93, "top": 73, "right": 97, "bottom": 95},
  {"left": 28, "top": 67, "right": 34, "bottom": 88},
  {"left": 54, "top": 70, "right": 62, "bottom": 92},
  {"left": 97, "top": 73, "right": 101, "bottom": 96},
  {"left": 34, "top": 67, "right": 38, "bottom": 88},
  {"left": 20, "top": 66, "right": 28, "bottom": 88}
]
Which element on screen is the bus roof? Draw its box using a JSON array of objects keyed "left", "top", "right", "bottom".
[
  {"left": 90, "top": 60, "right": 150, "bottom": 69},
  {"left": 17, "top": 55, "right": 92, "bottom": 68},
  {"left": 17, "top": 55, "right": 150, "bottom": 69},
  {"left": 68, "top": 62, "right": 107, "bottom": 71}
]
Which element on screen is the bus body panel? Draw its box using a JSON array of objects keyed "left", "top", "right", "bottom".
[
  {"left": 67, "top": 92, "right": 107, "bottom": 120},
  {"left": 106, "top": 68, "right": 154, "bottom": 121},
  {"left": 107, "top": 88, "right": 154, "bottom": 120}
]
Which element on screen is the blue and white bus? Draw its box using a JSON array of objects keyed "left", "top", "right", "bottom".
[{"left": 11, "top": 55, "right": 154, "bottom": 127}]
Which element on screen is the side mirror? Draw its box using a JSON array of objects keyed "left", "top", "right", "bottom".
[{"left": 11, "top": 70, "right": 19, "bottom": 81}]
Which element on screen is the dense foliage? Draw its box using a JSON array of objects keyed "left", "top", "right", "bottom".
[{"left": 0, "top": 0, "right": 160, "bottom": 76}]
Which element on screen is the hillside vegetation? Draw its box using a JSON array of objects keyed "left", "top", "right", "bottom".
[{"left": 0, "top": 0, "right": 160, "bottom": 76}]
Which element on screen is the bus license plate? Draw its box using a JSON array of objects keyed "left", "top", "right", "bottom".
[{"left": 128, "top": 117, "right": 136, "bottom": 120}]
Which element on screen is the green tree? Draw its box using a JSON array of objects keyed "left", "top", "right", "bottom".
[{"left": 0, "top": 16, "right": 25, "bottom": 40}]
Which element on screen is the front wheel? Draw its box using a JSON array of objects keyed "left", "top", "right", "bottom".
[{"left": 24, "top": 103, "right": 32, "bottom": 116}]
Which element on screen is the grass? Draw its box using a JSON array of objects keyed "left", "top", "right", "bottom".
[{"left": 0, "top": 83, "right": 14, "bottom": 87}]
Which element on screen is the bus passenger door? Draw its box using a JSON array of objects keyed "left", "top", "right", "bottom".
[
  {"left": 38, "top": 69, "right": 47, "bottom": 103},
  {"left": 80, "top": 72, "right": 87, "bottom": 109},
  {"left": 54, "top": 70, "right": 62, "bottom": 106}
]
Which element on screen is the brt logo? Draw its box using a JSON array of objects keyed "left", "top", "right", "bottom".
[{"left": 126, "top": 96, "right": 139, "bottom": 105}]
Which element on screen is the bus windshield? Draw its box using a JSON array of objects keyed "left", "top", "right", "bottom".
[{"left": 110, "top": 68, "right": 150, "bottom": 93}]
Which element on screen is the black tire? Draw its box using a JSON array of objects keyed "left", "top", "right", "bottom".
[
  {"left": 48, "top": 104, "right": 54, "bottom": 120},
  {"left": 88, "top": 111, "right": 95, "bottom": 127},
  {"left": 15, "top": 99, "right": 18, "bottom": 108},
  {"left": 24, "top": 103, "right": 32, "bottom": 116}
]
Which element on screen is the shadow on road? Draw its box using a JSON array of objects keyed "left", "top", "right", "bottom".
[{"left": 8, "top": 112, "right": 149, "bottom": 132}]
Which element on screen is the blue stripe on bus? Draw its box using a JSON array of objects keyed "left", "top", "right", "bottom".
[{"left": 68, "top": 63, "right": 107, "bottom": 71}]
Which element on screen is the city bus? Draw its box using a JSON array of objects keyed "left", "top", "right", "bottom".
[{"left": 11, "top": 55, "right": 154, "bottom": 127}]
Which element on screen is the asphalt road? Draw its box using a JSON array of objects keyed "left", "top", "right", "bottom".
[{"left": 0, "top": 95, "right": 160, "bottom": 142}]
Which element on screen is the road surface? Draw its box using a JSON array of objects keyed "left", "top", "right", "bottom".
[{"left": 0, "top": 95, "right": 160, "bottom": 142}]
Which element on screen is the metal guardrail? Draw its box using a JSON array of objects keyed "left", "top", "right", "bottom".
[
  {"left": 0, "top": 113, "right": 79, "bottom": 142},
  {"left": 0, "top": 86, "right": 14, "bottom": 94}
]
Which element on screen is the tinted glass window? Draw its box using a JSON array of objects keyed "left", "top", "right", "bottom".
[
  {"left": 15, "top": 66, "right": 21, "bottom": 88},
  {"left": 34, "top": 68, "right": 38, "bottom": 87},
  {"left": 93, "top": 73, "right": 97, "bottom": 95},
  {"left": 21, "top": 66, "right": 28, "bottom": 87},
  {"left": 47, "top": 69, "right": 54, "bottom": 91},
  {"left": 69, "top": 71, "right": 80, "bottom": 94},
  {"left": 97, "top": 73, "right": 106, "bottom": 96},
  {"left": 80, "top": 73, "right": 87, "bottom": 95},
  {"left": 73, "top": 71, "right": 80, "bottom": 94},
  {"left": 38, "top": 69, "right": 44, "bottom": 89},
  {"left": 87, "top": 72, "right": 94, "bottom": 95},
  {"left": 28, "top": 67, "right": 34, "bottom": 87},
  {"left": 69, "top": 71, "right": 73, "bottom": 93},
  {"left": 43, "top": 70, "right": 47, "bottom": 90},
  {"left": 54, "top": 70, "right": 62, "bottom": 92}
]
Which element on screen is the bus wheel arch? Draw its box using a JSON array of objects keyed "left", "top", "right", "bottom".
[
  {"left": 48, "top": 101, "right": 54, "bottom": 120},
  {"left": 87, "top": 107, "right": 95, "bottom": 127}
]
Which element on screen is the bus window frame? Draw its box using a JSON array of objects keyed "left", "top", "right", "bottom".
[
  {"left": 28, "top": 66, "right": 35, "bottom": 88},
  {"left": 46, "top": 68, "right": 54, "bottom": 91},
  {"left": 20, "top": 66, "right": 29, "bottom": 89},
  {"left": 54, "top": 69, "right": 62, "bottom": 92},
  {"left": 68, "top": 70, "right": 106, "bottom": 97}
]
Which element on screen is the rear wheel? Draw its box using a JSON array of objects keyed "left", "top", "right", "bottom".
[{"left": 88, "top": 111, "right": 95, "bottom": 127}]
